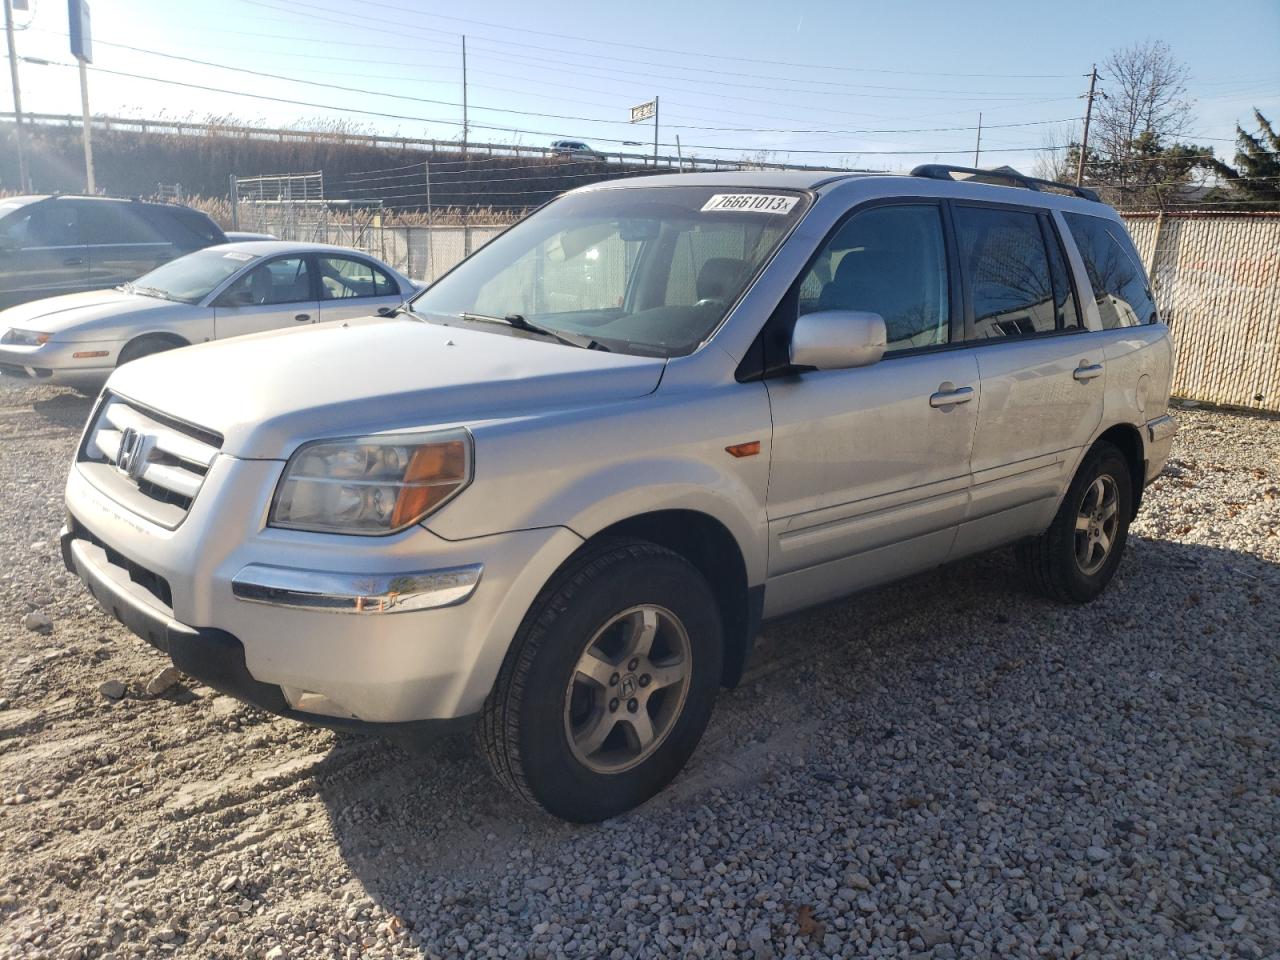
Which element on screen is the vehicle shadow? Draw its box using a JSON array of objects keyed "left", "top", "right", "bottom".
[
  {"left": 31, "top": 390, "right": 96, "bottom": 430},
  {"left": 309, "top": 532, "right": 1278, "bottom": 933}
]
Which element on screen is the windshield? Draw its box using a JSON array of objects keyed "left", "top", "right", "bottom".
[
  {"left": 128, "top": 247, "right": 259, "bottom": 304},
  {"left": 409, "top": 186, "right": 808, "bottom": 357}
]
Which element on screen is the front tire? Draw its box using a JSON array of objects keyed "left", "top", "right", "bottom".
[
  {"left": 1017, "top": 441, "right": 1134, "bottom": 603},
  {"left": 117, "top": 336, "right": 181, "bottom": 367},
  {"left": 479, "top": 540, "right": 722, "bottom": 822}
]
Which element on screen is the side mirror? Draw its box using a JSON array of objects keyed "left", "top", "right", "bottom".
[{"left": 789, "top": 310, "right": 887, "bottom": 371}]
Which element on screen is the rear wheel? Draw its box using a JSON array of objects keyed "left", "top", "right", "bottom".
[
  {"left": 479, "top": 540, "right": 722, "bottom": 822},
  {"left": 1017, "top": 442, "right": 1134, "bottom": 603}
]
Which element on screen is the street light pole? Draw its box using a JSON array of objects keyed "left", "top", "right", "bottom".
[
  {"left": 78, "top": 57, "right": 95, "bottom": 193},
  {"left": 2, "top": 0, "right": 30, "bottom": 192}
]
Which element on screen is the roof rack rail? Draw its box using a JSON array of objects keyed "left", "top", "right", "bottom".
[{"left": 909, "top": 163, "right": 1101, "bottom": 203}]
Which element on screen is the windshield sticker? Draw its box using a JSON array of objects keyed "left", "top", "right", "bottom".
[
  {"left": 222, "top": 252, "right": 254, "bottom": 260},
  {"left": 701, "top": 194, "right": 799, "bottom": 215}
]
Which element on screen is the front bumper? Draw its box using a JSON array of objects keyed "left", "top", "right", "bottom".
[
  {"left": 0, "top": 339, "right": 121, "bottom": 387},
  {"left": 61, "top": 527, "right": 475, "bottom": 739},
  {"left": 63, "top": 456, "right": 584, "bottom": 725}
]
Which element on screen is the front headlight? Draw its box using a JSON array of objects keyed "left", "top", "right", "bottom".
[
  {"left": 1, "top": 329, "right": 51, "bottom": 346},
  {"left": 269, "top": 429, "right": 472, "bottom": 535}
]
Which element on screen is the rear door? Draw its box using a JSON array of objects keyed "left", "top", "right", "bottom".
[
  {"left": 314, "top": 254, "right": 405, "bottom": 322},
  {"left": 213, "top": 255, "right": 320, "bottom": 339},
  {"left": 0, "top": 199, "right": 89, "bottom": 307},
  {"left": 79, "top": 200, "right": 176, "bottom": 288},
  {"left": 762, "top": 200, "right": 980, "bottom": 617},
  {"left": 950, "top": 202, "right": 1104, "bottom": 557}
]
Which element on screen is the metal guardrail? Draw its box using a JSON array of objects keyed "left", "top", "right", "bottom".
[{"left": 0, "top": 112, "right": 847, "bottom": 173}]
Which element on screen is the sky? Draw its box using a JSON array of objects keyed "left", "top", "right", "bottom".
[{"left": 2, "top": 0, "right": 1278, "bottom": 176}]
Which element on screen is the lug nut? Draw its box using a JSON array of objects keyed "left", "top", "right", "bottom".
[
  {"left": 609, "top": 698, "right": 619, "bottom": 712},
  {"left": 627, "top": 698, "right": 639, "bottom": 712},
  {"left": 628, "top": 658, "right": 639, "bottom": 671},
  {"left": 638, "top": 674, "right": 651, "bottom": 687},
  {"left": 609, "top": 672, "right": 620, "bottom": 686}
]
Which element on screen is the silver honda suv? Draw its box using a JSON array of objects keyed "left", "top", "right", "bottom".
[{"left": 62, "top": 166, "right": 1176, "bottom": 822}]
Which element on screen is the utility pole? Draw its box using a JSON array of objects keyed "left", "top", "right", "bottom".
[
  {"left": 973, "top": 112, "right": 982, "bottom": 167},
  {"left": 461, "top": 34, "right": 468, "bottom": 158},
  {"left": 1076, "top": 64, "right": 1099, "bottom": 187},
  {"left": 3, "top": 0, "right": 30, "bottom": 192},
  {"left": 653, "top": 95, "right": 659, "bottom": 166}
]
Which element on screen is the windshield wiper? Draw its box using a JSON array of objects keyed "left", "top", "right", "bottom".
[
  {"left": 117, "top": 282, "right": 135, "bottom": 294},
  {"left": 131, "top": 285, "right": 178, "bottom": 302},
  {"left": 458, "top": 312, "right": 609, "bottom": 351}
]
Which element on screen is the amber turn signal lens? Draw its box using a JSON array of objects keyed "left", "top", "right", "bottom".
[
  {"left": 725, "top": 440, "right": 761, "bottom": 458},
  {"left": 391, "top": 439, "right": 468, "bottom": 527}
]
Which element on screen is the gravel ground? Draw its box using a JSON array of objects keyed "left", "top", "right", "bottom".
[{"left": 1, "top": 378, "right": 1277, "bottom": 960}]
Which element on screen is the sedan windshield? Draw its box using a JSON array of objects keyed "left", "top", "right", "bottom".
[
  {"left": 127, "top": 248, "right": 260, "bottom": 304},
  {"left": 409, "top": 186, "right": 809, "bottom": 357}
]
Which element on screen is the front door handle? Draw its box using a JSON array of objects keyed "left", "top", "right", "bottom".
[
  {"left": 294, "top": 313, "right": 311, "bottom": 322},
  {"left": 929, "top": 385, "right": 975, "bottom": 408},
  {"left": 1073, "top": 362, "right": 1104, "bottom": 382},
  {"left": 63, "top": 257, "right": 85, "bottom": 266}
]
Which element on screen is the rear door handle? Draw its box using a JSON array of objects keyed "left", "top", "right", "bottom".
[
  {"left": 1073, "top": 362, "right": 1104, "bottom": 382},
  {"left": 63, "top": 257, "right": 85, "bottom": 266},
  {"left": 294, "top": 313, "right": 311, "bottom": 322},
  {"left": 929, "top": 386, "right": 974, "bottom": 408}
]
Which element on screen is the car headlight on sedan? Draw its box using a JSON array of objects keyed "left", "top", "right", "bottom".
[
  {"left": 269, "top": 429, "right": 472, "bottom": 535},
  {"left": 1, "top": 329, "right": 51, "bottom": 346}
]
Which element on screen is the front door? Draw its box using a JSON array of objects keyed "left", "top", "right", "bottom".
[
  {"left": 0, "top": 199, "right": 89, "bottom": 307},
  {"left": 948, "top": 203, "right": 1105, "bottom": 557},
  {"left": 214, "top": 256, "right": 320, "bottom": 340},
  {"left": 763, "top": 201, "right": 979, "bottom": 618}
]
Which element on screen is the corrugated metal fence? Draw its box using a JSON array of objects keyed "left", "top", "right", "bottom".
[
  {"left": 255, "top": 206, "right": 1280, "bottom": 413},
  {"left": 1124, "top": 212, "right": 1280, "bottom": 412}
]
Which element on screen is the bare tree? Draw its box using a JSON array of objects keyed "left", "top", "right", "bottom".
[{"left": 1032, "top": 122, "right": 1080, "bottom": 182}]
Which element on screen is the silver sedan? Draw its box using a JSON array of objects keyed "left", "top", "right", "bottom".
[{"left": 0, "top": 241, "right": 420, "bottom": 389}]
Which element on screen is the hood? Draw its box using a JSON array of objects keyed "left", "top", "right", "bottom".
[
  {"left": 0, "top": 290, "right": 181, "bottom": 341},
  {"left": 106, "top": 315, "right": 667, "bottom": 459}
]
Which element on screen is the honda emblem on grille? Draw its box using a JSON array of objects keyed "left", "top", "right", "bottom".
[{"left": 115, "top": 427, "right": 149, "bottom": 480}]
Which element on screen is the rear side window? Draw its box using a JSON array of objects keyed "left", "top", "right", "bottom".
[
  {"left": 78, "top": 202, "right": 165, "bottom": 245},
  {"left": 802, "top": 204, "right": 950, "bottom": 353},
  {"left": 954, "top": 206, "right": 1056, "bottom": 338},
  {"left": 317, "top": 255, "right": 399, "bottom": 299},
  {"left": 1063, "top": 213, "right": 1157, "bottom": 328}
]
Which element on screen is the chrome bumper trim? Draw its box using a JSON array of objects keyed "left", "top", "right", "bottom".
[
  {"left": 231, "top": 563, "right": 483, "bottom": 614},
  {"left": 1146, "top": 414, "right": 1178, "bottom": 445}
]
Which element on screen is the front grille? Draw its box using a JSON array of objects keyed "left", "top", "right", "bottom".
[{"left": 77, "top": 394, "right": 224, "bottom": 529}]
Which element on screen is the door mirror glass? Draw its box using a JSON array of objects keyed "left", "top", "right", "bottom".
[{"left": 790, "top": 310, "right": 886, "bottom": 370}]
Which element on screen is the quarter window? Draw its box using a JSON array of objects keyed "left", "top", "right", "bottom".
[
  {"left": 954, "top": 206, "right": 1056, "bottom": 338},
  {"left": 1063, "top": 213, "right": 1157, "bottom": 328},
  {"left": 802, "top": 204, "right": 950, "bottom": 353}
]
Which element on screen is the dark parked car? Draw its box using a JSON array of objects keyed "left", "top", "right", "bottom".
[{"left": 0, "top": 195, "right": 228, "bottom": 308}]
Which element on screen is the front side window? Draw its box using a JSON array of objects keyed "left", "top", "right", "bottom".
[
  {"left": 954, "top": 206, "right": 1056, "bottom": 339},
  {"left": 1, "top": 201, "right": 79, "bottom": 248},
  {"left": 1063, "top": 212, "right": 1157, "bottom": 328},
  {"left": 410, "top": 186, "right": 808, "bottom": 357},
  {"left": 317, "top": 256, "right": 398, "bottom": 300},
  {"left": 222, "top": 256, "right": 312, "bottom": 306},
  {"left": 801, "top": 204, "right": 950, "bottom": 353}
]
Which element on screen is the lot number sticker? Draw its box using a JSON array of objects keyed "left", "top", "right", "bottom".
[{"left": 701, "top": 194, "right": 798, "bottom": 215}]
